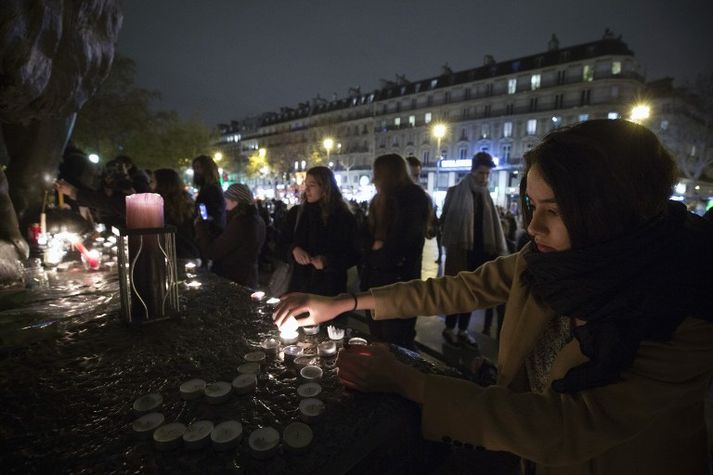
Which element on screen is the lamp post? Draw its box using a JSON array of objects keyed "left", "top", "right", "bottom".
[
  {"left": 629, "top": 103, "right": 650, "bottom": 124},
  {"left": 432, "top": 123, "right": 447, "bottom": 192},
  {"left": 323, "top": 137, "right": 334, "bottom": 162}
]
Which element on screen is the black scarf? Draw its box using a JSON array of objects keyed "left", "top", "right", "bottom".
[{"left": 523, "top": 201, "right": 713, "bottom": 393}]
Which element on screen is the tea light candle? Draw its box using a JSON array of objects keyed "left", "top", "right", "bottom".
[
  {"left": 237, "top": 362, "right": 261, "bottom": 375},
  {"left": 250, "top": 291, "right": 266, "bottom": 301},
  {"left": 297, "top": 382, "right": 322, "bottom": 398},
  {"left": 244, "top": 351, "right": 266, "bottom": 364},
  {"left": 327, "top": 325, "right": 345, "bottom": 340},
  {"left": 185, "top": 280, "right": 202, "bottom": 289},
  {"left": 132, "top": 412, "right": 164, "bottom": 440},
  {"left": 183, "top": 420, "right": 214, "bottom": 450},
  {"left": 184, "top": 261, "right": 197, "bottom": 273},
  {"left": 348, "top": 337, "right": 368, "bottom": 346},
  {"left": 282, "top": 345, "right": 303, "bottom": 365},
  {"left": 153, "top": 422, "right": 186, "bottom": 451},
  {"left": 248, "top": 427, "right": 280, "bottom": 459},
  {"left": 280, "top": 329, "right": 299, "bottom": 345},
  {"left": 232, "top": 374, "right": 257, "bottom": 395},
  {"left": 294, "top": 355, "right": 318, "bottom": 370},
  {"left": 179, "top": 378, "right": 206, "bottom": 400},
  {"left": 317, "top": 341, "right": 337, "bottom": 358},
  {"left": 283, "top": 421, "right": 313, "bottom": 453},
  {"left": 266, "top": 297, "right": 280, "bottom": 305},
  {"left": 300, "top": 365, "right": 323, "bottom": 382},
  {"left": 299, "top": 398, "right": 325, "bottom": 423},
  {"left": 132, "top": 393, "right": 163, "bottom": 413},
  {"left": 95, "top": 236, "right": 105, "bottom": 244},
  {"left": 260, "top": 337, "right": 280, "bottom": 357},
  {"left": 302, "top": 324, "right": 320, "bottom": 336},
  {"left": 211, "top": 420, "right": 243, "bottom": 451},
  {"left": 204, "top": 382, "right": 232, "bottom": 405}
]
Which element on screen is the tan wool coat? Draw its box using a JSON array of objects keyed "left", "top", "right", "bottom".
[{"left": 371, "top": 249, "right": 713, "bottom": 475}]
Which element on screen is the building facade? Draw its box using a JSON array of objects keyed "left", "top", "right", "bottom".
[{"left": 218, "top": 32, "right": 711, "bottom": 210}]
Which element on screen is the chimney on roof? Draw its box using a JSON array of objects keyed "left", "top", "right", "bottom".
[
  {"left": 483, "top": 54, "right": 495, "bottom": 66},
  {"left": 395, "top": 74, "right": 410, "bottom": 85},
  {"left": 379, "top": 78, "right": 397, "bottom": 88},
  {"left": 548, "top": 34, "right": 559, "bottom": 51},
  {"left": 441, "top": 63, "right": 453, "bottom": 75},
  {"left": 348, "top": 86, "right": 361, "bottom": 97}
]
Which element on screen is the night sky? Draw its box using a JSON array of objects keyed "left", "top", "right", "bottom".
[{"left": 118, "top": 0, "right": 713, "bottom": 126}]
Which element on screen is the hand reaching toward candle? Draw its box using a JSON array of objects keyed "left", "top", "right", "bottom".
[
  {"left": 55, "top": 179, "right": 78, "bottom": 200},
  {"left": 336, "top": 344, "right": 425, "bottom": 403},
  {"left": 292, "top": 246, "right": 311, "bottom": 266},
  {"left": 273, "top": 293, "right": 341, "bottom": 329}
]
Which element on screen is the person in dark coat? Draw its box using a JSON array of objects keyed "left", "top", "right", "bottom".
[
  {"left": 361, "top": 154, "right": 432, "bottom": 349},
  {"left": 195, "top": 183, "right": 265, "bottom": 288},
  {"left": 152, "top": 168, "right": 199, "bottom": 259},
  {"left": 192, "top": 154, "right": 226, "bottom": 233},
  {"left": 288, "top": 166, "right": 360, "bottom": 296}
]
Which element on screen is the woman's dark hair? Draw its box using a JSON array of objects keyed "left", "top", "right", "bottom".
[
  {"left": 519, "top": 119, "right": 676, "bottom": 248},
  {"left": 369, "top": 154, "right": 413, "bottom": 240},
  {"left": 192, "top": 155, "right": 221, "bottom": 186},
  {"left": 302, "top": 166, "right": 348, "bottom": 223},
  {"left": 153, "top": 168, "right": 195, "bottom": 226}
]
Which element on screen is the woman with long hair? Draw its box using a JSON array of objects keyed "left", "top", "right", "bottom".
[
  {"left": 195, "top": 183, "right": 265, "bottom": 288},
  {"left": 152, "top": 168, "right": 199, "bottom": 259},
  {"left": 288, "top": 166, "right": 359, "bottom": 296},
  {"left": 274, "top": 120, "right": 713, "bottom": 474},
  {"left": 192, "top": 154, "right": 226, "bottom": 232},
  {"left": 361, "top": 154, "right": 432, "bottom": 349}
]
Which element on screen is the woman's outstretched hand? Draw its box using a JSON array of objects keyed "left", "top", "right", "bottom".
[
  {"left": 336, "top": 343, "right": 426, "bottom": 403},
  {"left": 272, "top": 293, "right": 343, "bottom": 329}
]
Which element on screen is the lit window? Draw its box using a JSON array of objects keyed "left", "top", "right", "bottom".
[
  {"left": 425, "top": 112, "right": 432, "bottom": 124},
  {"left": 531, "top": 74, "right": 541, "bottom": 90},
  {"left": 612, "top": 61, "right": 621, "bottom": 75},
  {"left": 408, "top": 115, "right": 415, "bottom": 127},
  {"left": 611, "top": 86, "right": 619, "bottom": 97},
  {"left": 508, "top": 78, "right": 517, "bottom": 94},
  {"left": 481, "top": 124, "right": 489, "bottom": 138},
  {"left": 431, "top": 79, "right": 438, "bottom": 88},
  {"left": 527, "top": 119, "right": 537, "bottom": 135},
  {"left": 660, "top": 120, "right": 669, "bottom": 130},
  {"left": 608, "top": 112, "right": 620, "bottom": 119},
  {"left": 551, "top": 116, "right": 562, "bottom": 128},
  {"left": 459, "top": 148, "right": 468, "bottom": 159},
  {"left": 503, "top": 121, "right": 513, "bottom": 138},
  {"left": 583, "top": 65, "right": 594, "bottom": 82},
  {"left": 502, "top": 143, "right": 512, "bottom": 161},
  {"left": 578, "top": 114, "right": 589, "bottom": 122},
  {"left": 423, "top": 150, "right": 430, "bottom": 163},
  {"left": 394, "top": 117, "right": 401, "bottom": 127},
  {"left": 691, "top": 145, "right": 697, "bottom": 156}
]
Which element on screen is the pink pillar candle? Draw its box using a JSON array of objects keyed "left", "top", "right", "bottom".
[{"left": 125, "top": 193, "right": 164, "bottom": 229}]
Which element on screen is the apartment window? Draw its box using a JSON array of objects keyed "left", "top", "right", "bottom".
[
  {"left": 395, "top": 102, "right": 401, "bottom": 112},
  {"left": 583, "top": 64, "right": 594, "bottom": 82},
  {"left": 484, "top": 105, "right": 492, "bottom": 117},
  {"left": 611, "top": 86, "right": 619, "bottom": 98},
  {"left": 462, "top": 108, "right": 469, "bottom": 119},
  {"left": 529, "top": 97, "right": 538, "bottom": 112},
  {"left": 660, "top": 120, "right": 669, "bottom": 131},
  {"left": 392, "top": 136, "right": 400, "bottom": 147},
  {"left": 394, "top": 117, "right": 401, "bottom": 127},
  {"left": 531, "top": 74, "right": 541, "bottom": 90},
  {"left": 508, "top": 78, "right": 517, "bottom": 94},
  {"left": 501, "top": 143, "right": 512, "bottom": 161},
  {"left": 503, "top": 121, "right": 513, "bottom": 138},
  {"left": 481, "top": 124, "right": 489, "bottom": 139},
  {"left": 578, "top": 114, "right": 589, "bottom": 122},
  {"left": 380, "top": 120, "right": 387, "bottom": 130},
  {"left": 425, "top": 112, "right": 432, "bottom": 124},
  {"left": 527, "top": 119, "right": 537, "bottom": 135},
  {"left": 554, "top": 93, "right": 564, "bottom": 109},
  {"left": 612, "top": 61, "right": 622, "bottom": 75},
  {"left": 551, "top": 116, "right": 562, "bottom": 128},
  {"left": 379, "top": 138, "right": 386, "bottom": 148},
  {"left": 431, "top": 79, "right": 438, "bottom": 89},
  {"left": 580, "top": 89, "right": 591, "bottom": 106},
  {"left": 459, "top": 147, "right": 468, "bottom": 159},
  {"left": 607, "top": 112, "right": 620, "bottom": 119},
  {"left": 423, "top": 150, "right": 430, "bottom": 163},
  {"left": 690, "top": 145, "right": 697, "bottom": 156},
  {"left": 427, "top": 95, "right": 433, "bottom": 106},
  {"left": 408, "top": 115, "right": 416, "bottom": 127},
  {"left": 486, "top": 83, "right": 494, "bottom": 96},
  {"left": 444, "top": 92, "right": 451, "bottom": 103},
  {"left": 465, "top": 88, "right": 471, "bottom": 100},
  {"left": 506, "top": 103, "right": 514, "bottom": 115},
  {"left": 411, "top": 98, "right": 417, "bottom": 109},
  {"left": 557, "top": 70, "right": 567, "bottom": 85}
]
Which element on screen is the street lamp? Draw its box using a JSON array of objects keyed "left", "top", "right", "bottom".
[
  {"left": 323, "top": 137, "right": 334, "bottom": 161},
  {"left": 213, "top": 152, "right": 223, "bottom": 162},
  {"left": 629, "top": 103, "right": 650, "bottom": 123},
  {"left": 432, "top": 123, "right": 447, "bottom": 191}
]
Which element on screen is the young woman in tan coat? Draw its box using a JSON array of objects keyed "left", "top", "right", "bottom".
[{"left": 273, "top": 119, "right": 713, "bottom": 474}]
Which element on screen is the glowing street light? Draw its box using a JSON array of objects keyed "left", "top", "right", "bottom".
[
  {"left": 258, "top": 148, "right": 267, "bottom": 158},
  {"left": 323, "top": 137, "right": 335, "bottom": 160},
  {"left": 629, "top": 104, "right": 651, "bottom": 123},
  {"left": 88, "top": 153, "right": 100, "bottom": 164},
  {"left": 213, "top": 152, "right": 223, "bottom": 162}
]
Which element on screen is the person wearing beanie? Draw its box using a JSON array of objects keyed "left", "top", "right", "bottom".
[{"left": 195, "top": 183, "right": 266, "bottom": 287}]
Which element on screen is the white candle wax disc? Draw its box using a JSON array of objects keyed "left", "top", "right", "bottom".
[
  {"left": 179, "top": 378, "right": 206, "bottom": 400},
  {"left": 182, "top": 420, "right": 214, "bottom": 450},
  {"left": 283, "top": 421, "right": 313, "bottom": 452},
  {"left": 302, "top": 325, "right": 320, "bottom": 335},
  {"left": 244, "top": 351, "right": 266, "bottom": 363},
  {"left": 204, "top": 382, "right": 232, "bottom": 405},
  {"left": 250, "top": 291, "right": 266, "bottom": 301},
  {"left": 232, "top": 374, "right": 257, "bottom": 395},
  {"left": 297, "top": 382, "right": 322, "bottom": 398},
  {"left": 299, "top": 365, "right": 323, "bottom": 382},
  {"left": 266, "top": 297, "right": 281, "bottom": 305},
  {"left": 248, "top": 427, "right": 280, "bottom": 459},
  {"left": 153, "top": 422, "right": 187, "bottom": 451},
  {"left": 132, "top": 412, "right": 165, "bottom": 439},
  {"left": 211, "top": 420, "right": 243, "bottom": 451},
  {"left": 299, "top": 398, "right": 325, "bottom": 422},
  {"left": 132, "top": 393, "right": 163, "bottom": 413},
  {"left": 237, "top": 362, "right": 261, "bottom": 375}
]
